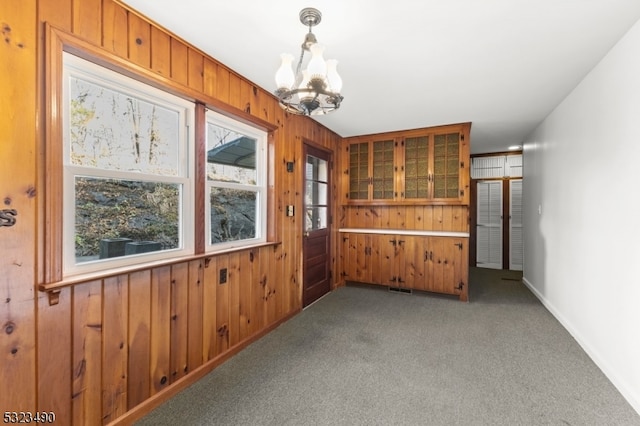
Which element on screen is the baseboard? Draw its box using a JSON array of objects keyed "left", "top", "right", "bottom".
[
  {"left": 107, "top": 308, "right": 302, "bottom": 426},
  {"left": 522, "top": 277, "right": 640, "bottom": 416}
]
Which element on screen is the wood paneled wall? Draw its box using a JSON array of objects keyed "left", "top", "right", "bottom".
[
  {"left": 339, "top": 206, "right": 470, "bottom": 233},
  {"left": 1, "top": 1, "right": 341, "bottom": 424}
]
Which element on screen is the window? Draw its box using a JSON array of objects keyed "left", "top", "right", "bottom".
[
  {"left": 205, "top": 110, "right": 267, "bottom": 250},
  {"left": 62, "top": 53, "right": 194, "bottom": 275}
]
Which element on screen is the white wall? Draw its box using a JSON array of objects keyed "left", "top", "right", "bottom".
[{"left": 523, "top": 18, "right": 640, "bottom": 414}]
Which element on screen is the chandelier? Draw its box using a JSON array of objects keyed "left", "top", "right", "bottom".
[{"left": 274, "top": 7, "right": 343, "bottom": 116}]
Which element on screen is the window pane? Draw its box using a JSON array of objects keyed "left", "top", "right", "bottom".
[
  {"left": 207, "top": 122, "right": 257, "bottom": 185},
  {"left": 210, "top": 187, "right": 257, "bottom": 244},
  {"left": 306, "top": 207, "right": 327, "bottom": 231},
  {"left": 68, "top": 76, "right": 180, "bottom": 175},
  {"left": 75, "top": 177, "right": 180, "bottom": 263},
  {"left": 305, "top": 181, "right": 328, "bottom": 206}
]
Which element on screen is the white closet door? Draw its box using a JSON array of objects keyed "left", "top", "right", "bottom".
[
  {"left": 476, "top": 181, "right": 502, "bottom": 269},
  {"left": 509, "top": 179, "right": 523, "bottom": 271}
]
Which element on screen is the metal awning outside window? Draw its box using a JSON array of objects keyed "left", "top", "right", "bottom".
[{"left": 207, "top": 136, "right": 256, "bottom": 169}]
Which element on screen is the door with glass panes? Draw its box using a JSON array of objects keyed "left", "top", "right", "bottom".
[{"left": 303, "top": 144, "right": 332, "bottom": 307}]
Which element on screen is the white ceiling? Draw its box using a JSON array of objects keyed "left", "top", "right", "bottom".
[{"left": 121, "top": 0, "right": 640, "bottom": 154}]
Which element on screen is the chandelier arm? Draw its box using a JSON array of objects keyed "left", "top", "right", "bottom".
[{"left": 294, "top": 47, "right": 305, "bottom": 87}]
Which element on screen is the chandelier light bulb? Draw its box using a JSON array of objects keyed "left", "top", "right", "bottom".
[
  {"left": 275, "top": 53, "right": 295, "bottom": 90},
  {"left": 326, "top": 59, "right": 342, "bottom": 93},
  {"left": 306, "top": 44, "right": 327, "bottom": 81}
]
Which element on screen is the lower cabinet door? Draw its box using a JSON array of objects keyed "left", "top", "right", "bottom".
[{"left": 426, "top": 237, "right": 467, "bottom": 298}]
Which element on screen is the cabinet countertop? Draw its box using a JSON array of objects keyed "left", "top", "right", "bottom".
[{"left": 338, "top": 228, "right": 469, "bottom": 238}]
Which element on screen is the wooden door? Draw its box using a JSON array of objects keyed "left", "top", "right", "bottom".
[
  {"left": 403, "top": 236, "right": 427, "bottom": 290},
  {"left": 303, "top": 145, "right": 332, "bottom": 307},
  {"left": 427, "top": 237, "right": 466, "bottom": 296}
]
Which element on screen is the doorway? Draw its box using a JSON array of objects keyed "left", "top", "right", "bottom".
[
  {"left": 302, "top": 144, "right": 332, "bottom": 307},
  {"left": 473, "top": 179, "right": 523, "bottom": 271}
]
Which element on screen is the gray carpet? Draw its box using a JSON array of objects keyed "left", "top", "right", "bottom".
[{"left": 137, "top": 268, "right": 640, "bottom": 425}]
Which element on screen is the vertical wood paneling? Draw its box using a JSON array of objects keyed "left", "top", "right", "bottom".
[
  {"left": 228, "top": 252, "right": 241, "bottom": 347},
  {"left": 39, "top": 0, "right": 72, "bottom": 31},
  {"left": 187, "top": 260, "right": 204, "bottom": 370},
  {"left": 228, "top": 73, "right": 242, "bottom": 110},
  {"left": 102, "top": 275, "right": 129, "bottom": 423},
  {"left": 149, "top": 266, "right": 171, "bottom": 396},
  {"left": 5, "top": 1, "right": 345, "bottom": 423},
  {"left": 203, "top": 58, "right": 217, "bottom": 98},
  {"left": 127, "top": 270, "right": 151, "bottom": 409},
  {"left": 170, "top": 262, "right": 188, "bottom": 381},
  {"left": 238, "top": 252, "right": 252, "bottom": 341},
  {"left": 265, "top": 247, "right": 277, "bottom": 325},
  {"left": 423, "top": 206, "right": 434, "bottom": 230},
  {"left": 37, "top": 288, "right": 71, "bottom": 425},
  {"left": 187, "top": 48, "right": 204, "bottom": 92},
  {"left": 202, "top": 257, "right": 217, "bottom": 361},
  {"left": 216, "top": 255, "right": 230, "bottom": 355},
  {"left": 150, "top": 27, "right": 171, "bottom": 77},
  {"left": 215, "top": 65, "right": 230, "bottom": 104},
  {"left": 249, "top": 249, "right": 264, "bottom": 334},
  {"left": 432, "top": 206, "right": 443, "bottom": 230},
  {"left": 273, "top": 243, "right": 284, "bottom": 320},
  {"left": 240, "top": 80, "right": 253, "bottom": 114},
  {"left": 441, "top": 206, "right": 454, "bottom": 231},
  {"left": 170, "top": 38, "right": 188, "bottom": 86},
  {"left": 127, "top": 13, "right": 151, "bottom": 69},
  {"left": 1, "top": 0, "right": 37, "bottom": 413},
  {"left": 259, "top": 248, "right": 271, "bottom": 328},
  {"left": 73, "top": 0, "right": 102, "bottom": 46},
  {"left": 72, "top": 280, "right": 102, "bottom": 426},
  {"left": 102, "top": 0, "right": 128, "bottom": 57}
]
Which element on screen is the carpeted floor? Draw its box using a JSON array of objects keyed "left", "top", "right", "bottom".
[{"left": 137, "top": 268, "right": 640, "bottom": 425}]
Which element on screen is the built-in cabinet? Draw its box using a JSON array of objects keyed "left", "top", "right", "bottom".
[
  {"left": 343, "top": 123, "right": 471, "bottom": 205},
  {"left": 341, "top": 231, "right": 469, "bottom": 300},
  {"left": 339, "top": 123, "right": 471, "bottom": 301}
]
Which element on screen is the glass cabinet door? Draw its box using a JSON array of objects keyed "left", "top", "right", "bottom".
[
  {"left": 348, "top": 142, "right": 369, "bottom": 200},
  {"left": 371, "top": 139, "right": 395, "bottom": 200},
  {"left": 432, "top": 132, "right": 461, "bottom": 199},
  {"left": 403, "top": 135, "right": 430, "bottom": 199}
]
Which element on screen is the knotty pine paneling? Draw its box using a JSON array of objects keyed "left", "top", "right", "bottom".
[
  {"left": 228, "top": 252, "right": 241, "bottom": 347},
  {"left": 169, "top": 263, "right": 189, "bottom": 381},
  {"left": 127, "top": 270, "right": 152, "bottom": 409},
  {"left": 102, "top": 275, "right": 129, "bottom": 423},
  {"left": 72, "top": 280, "right": 103, "bottom": 426},
  {"left": 170, "top": 37, "right": 189, "bottom": 86},
  {"left": 3, "top": 0, "right": 344, "bottom": 424},
  {"left": 127, "top": 12, "right": 151, "bottom": 69},
  {"left": 187, "top": 47, "right": 204, "bottom": 92},
  {"left": 102, "top": 0, "right": 128, "bottom": 58},
  {"left": 216, "top": 255, "right": 230, "bottom": 355},
  {"left": 37, "top": 287, "right": 71, "bottom": 424},
  {"left": 149, "top": 28, "right": 171, "bottom": 77},
  {"left": 149, "top": 266, "right": 172, "bottom": 396},
  {"left": 187, "top": 260, "right": 204, "bottom": 373},
  {"left": 73, "top": 0, "right": 102, "bottom": 46},
  {"left": 341, "top": 205, "right": 469, "bottom": 233},
  {"left": 0, "top": 0, "right": 38, "bottom": 414}
]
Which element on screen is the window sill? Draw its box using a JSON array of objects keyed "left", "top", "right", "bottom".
[{"left": 39, "top": 241, "right": 281, "bottom": 305}]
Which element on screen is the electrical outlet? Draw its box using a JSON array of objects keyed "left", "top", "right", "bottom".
[
  {"left": 219, "top": 268, "right": 227, "bottom": 284},
  {"left": 286, "top": 205, "right": 294, "bottom": 216}
]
